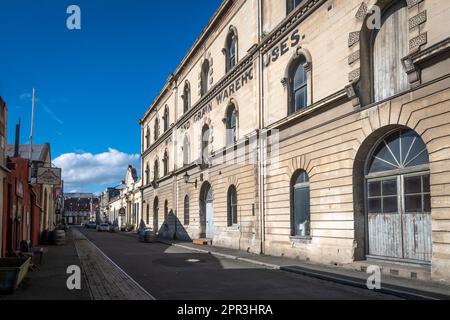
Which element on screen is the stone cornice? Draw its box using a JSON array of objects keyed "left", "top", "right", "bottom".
[
  {"left": 265, "top": 88, "right": 349, "bottom": 131},
  {"left": 410, "top": 37, "right": 450, "bottom": 65}
]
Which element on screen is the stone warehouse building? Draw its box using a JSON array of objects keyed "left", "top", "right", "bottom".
[{"left": 139, "top": 0, "right": 450, "bottom": 282}]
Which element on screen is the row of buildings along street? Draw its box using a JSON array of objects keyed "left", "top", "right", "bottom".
[
  {"left": 1, "top": 97, "right": 63, "bottom": 259},
  {"left": 97, "top": 0, "right": 450, "bottom": 286},
  {"left": 1, "top": 0, "right": 450, "bottom": 301}
]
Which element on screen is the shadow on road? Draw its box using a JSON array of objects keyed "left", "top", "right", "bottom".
[{"left": 79, "top": 227, "right": 400, "bottom": 301}]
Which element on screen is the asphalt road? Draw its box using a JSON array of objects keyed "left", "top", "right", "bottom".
[{"left": 79, "top": 228, "right": 401, "bottom": 300}]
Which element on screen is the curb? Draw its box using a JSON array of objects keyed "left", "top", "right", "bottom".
[
  {"left": 158, "top": 240, "right": 450, "bottom": 301},
  {"left": 280, "top": 266, "right": 449, "bottom": 301}
]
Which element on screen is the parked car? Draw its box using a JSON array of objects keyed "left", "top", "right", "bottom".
[
  {"left": 98, "top": 223, "right": 110, "bottom": 232},
  {"left": 86, "top": 222, "right": 97, "bottom": 229}
]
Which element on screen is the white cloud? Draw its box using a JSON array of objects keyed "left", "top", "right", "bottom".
[{"left": 53, "top": 148, "right": 140, "bottom": 191}]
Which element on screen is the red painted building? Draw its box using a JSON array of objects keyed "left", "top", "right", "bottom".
[
  {"left": 0, "top": 97, "right": 8, "bottom": 257},
  {"left": 1, "top": 156, "right": 42, "bottom": 255},
  {"left": 1, "top": 123, "right": 53, "bottom": 256}
]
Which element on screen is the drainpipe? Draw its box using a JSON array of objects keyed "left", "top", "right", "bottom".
[
  {"left": 257, "top": 0, "right": 266, "bottom": 255},
  {"left": 173, "top": 78, "right": 179, "bottom": 240}
]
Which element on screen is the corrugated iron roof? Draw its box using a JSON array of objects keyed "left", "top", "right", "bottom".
[{"left": 6, "top": 143, "right": 50, "bottom": 162}]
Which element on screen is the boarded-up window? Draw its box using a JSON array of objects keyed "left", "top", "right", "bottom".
[{"left": 373, "top": 2, "right": 408, "bottom": 102}]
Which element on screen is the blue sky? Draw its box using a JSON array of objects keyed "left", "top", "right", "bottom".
[{"left": 0, "top": 0, "right": 221, "bottom": 193}]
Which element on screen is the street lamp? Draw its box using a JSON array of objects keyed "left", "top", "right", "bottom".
[{"left": 183, "top": 172, "right": 197, "bottom": 188}]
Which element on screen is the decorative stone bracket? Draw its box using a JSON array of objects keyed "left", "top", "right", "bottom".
[
  {"left": 345, "top": 82, "right": 360, "bottom": 108},
  {"left": 402, "top": 37, "right": 450, "bottom": 86},
  {"left": 401, "top": 56, "right": 420, "bottom": 86}
]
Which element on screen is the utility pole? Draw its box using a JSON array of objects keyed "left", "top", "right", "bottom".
[{"left": 29, "top": 88, "right": 36, "bottom": 160}]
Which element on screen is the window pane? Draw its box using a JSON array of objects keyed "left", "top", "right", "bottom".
[
  {"left": 405, "top": 195, "right": 422, "bottom": 213},
  {"left": 295, "top": 171, "right": 309, "bottom": 185},
  {"left": 382, "top": 179, "right": 397, "bottom": 196},
  {"left": 370, "top": 142, "right": 398, "bottom": 171},
  {"left": 294, "top": 87, "right": 307, "bottom": 111},
  {"left": 423, "top": 194, "right": 431, "bottom": 212},
  {"left": 384, "top": 132, "right": 401, "bottom": 165},
  {"left": 294, "top": 64, "right": 306, "bottom": 86},
  {"left": 400, "top": 130, "right": 416, "bottom": 165},
  {"left": 368, "top": 198, "right": 382, "bottom": 213},
  {"left": 423, "top": 175, "right": 430, "bottom": 193},
  {"left": 368, "top": 157, "right": 398, "bottom": 173},
  {"left": 406, "top": 149, "right": 429, "bottom": 167},
  {"left": 368, "top": 181, "right": 381, "bottom": 197},
  {"left": 383, "top": 197, "right": 398, "bottom": 213},
  {"left": 404, "top": 134, "right": 429, "bottom": 167},
  {"left": 293, "top": 187, "right": 310, "bottom": 236},
  {"left": 404, "top": 176, "right": 422, "bottom": 194}
]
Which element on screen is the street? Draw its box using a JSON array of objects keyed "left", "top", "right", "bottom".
[{"left": 78, "top": 228, "right": 401, "bottom": 300}]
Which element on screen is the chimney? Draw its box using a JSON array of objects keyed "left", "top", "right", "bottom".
[{"left": 14, "top": 119, "right": 21, "bottom": 157}]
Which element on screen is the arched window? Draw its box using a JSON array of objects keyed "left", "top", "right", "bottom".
[
  {"left": 153, "top": 159, "right": 159, "bottom": 182},
  {"left": 201, "top": 60, "right": 210, "bottom": 96},
  {"left": 372, "top": 1, "right": 408, "bottom": 103},
  {"left": 291, "top": 170, "right": 310, "bottom": 237},
  {"left": 225, "top": 103, "right": 237, "bottom": 145},
  {"left": 163, "top": 106, "right": 169, "bottom": 132},
  {"left": 227, "top": 185, "right": 238, "bottom": 227},
  {"left": 287, "top": 0, "right": 304, "bottom": 14},
  {"left": 153, "top": 197, "right": 159, "bottom": 233},
  {"left": 201, "top": 125, "right": 210, "bottom": 166},
  {"left": 225, "top": 28, "right": 238, "bottom": 72},
  {"left": 146, "top": 204, "right": 150, "bottom": 225},
  {"left": 183, "top": 82, "right": 191, "bottom": 113},
  {"left": 154, "top": 117, "right": 160, "bottom": 141},
  {"left": 164, "top": 200, "right": 169, "bottom": 220},
  {"left": 183, "top": 135, "right": 190, "bottom": 166},
  {"left": 289, "top": 55, "right": 308, "bottom": 114},
  {"left": 145, "top": 163, "right": 150, "bottom": 185},
  {"left": 184, "top": 195, "right": 190, "bottom": 225},
  {"left": 145, "top": 126, "right": 150, "bottom": 149},
  {"left": 163, "top": 150, "right": 169, "bottom": 176},
  {"left": 366, "top": 129, "right": 431, "bottom": 262}
]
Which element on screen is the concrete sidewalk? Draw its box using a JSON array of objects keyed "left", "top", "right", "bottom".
[
  {"left": 0, "top": 229, "right": 91, "bottom": 300},
  {"left": 153, "top": 237, "right": 450, "bottom": 300}
]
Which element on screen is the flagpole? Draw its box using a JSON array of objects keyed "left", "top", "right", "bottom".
[{"left": 30, "top": 88, "right": 35, "bottom": 160}]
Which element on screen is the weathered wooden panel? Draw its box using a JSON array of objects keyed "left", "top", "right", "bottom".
[
  {"left": 368, "top": 213, "right": 403, "bottom": 258},
  {"left": 403, "top": 213, "right": 432, "bottom": 262},
  {"left": 373, "top": 4, "right": 409, "bottom": 102}
]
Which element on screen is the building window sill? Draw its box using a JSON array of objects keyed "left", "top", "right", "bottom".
[
  {"left": 227, "top": 225, "right": 240, "bottom": 232},
  {"left": 290, "top": 236, "right": 312, "bottom": 244}
]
